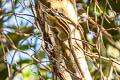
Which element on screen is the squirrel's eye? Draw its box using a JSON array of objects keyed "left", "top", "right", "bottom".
[{"left": 49, "top": 12, "right": 54, "bottom": 16}]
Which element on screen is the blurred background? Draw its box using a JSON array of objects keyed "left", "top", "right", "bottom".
[{"left": 0, "top": 0, "right": 120, "bottom": 80}]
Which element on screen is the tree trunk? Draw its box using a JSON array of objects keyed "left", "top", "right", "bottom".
[{"left": 35, "top": 0, "right": 92, "bottom": 80}]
